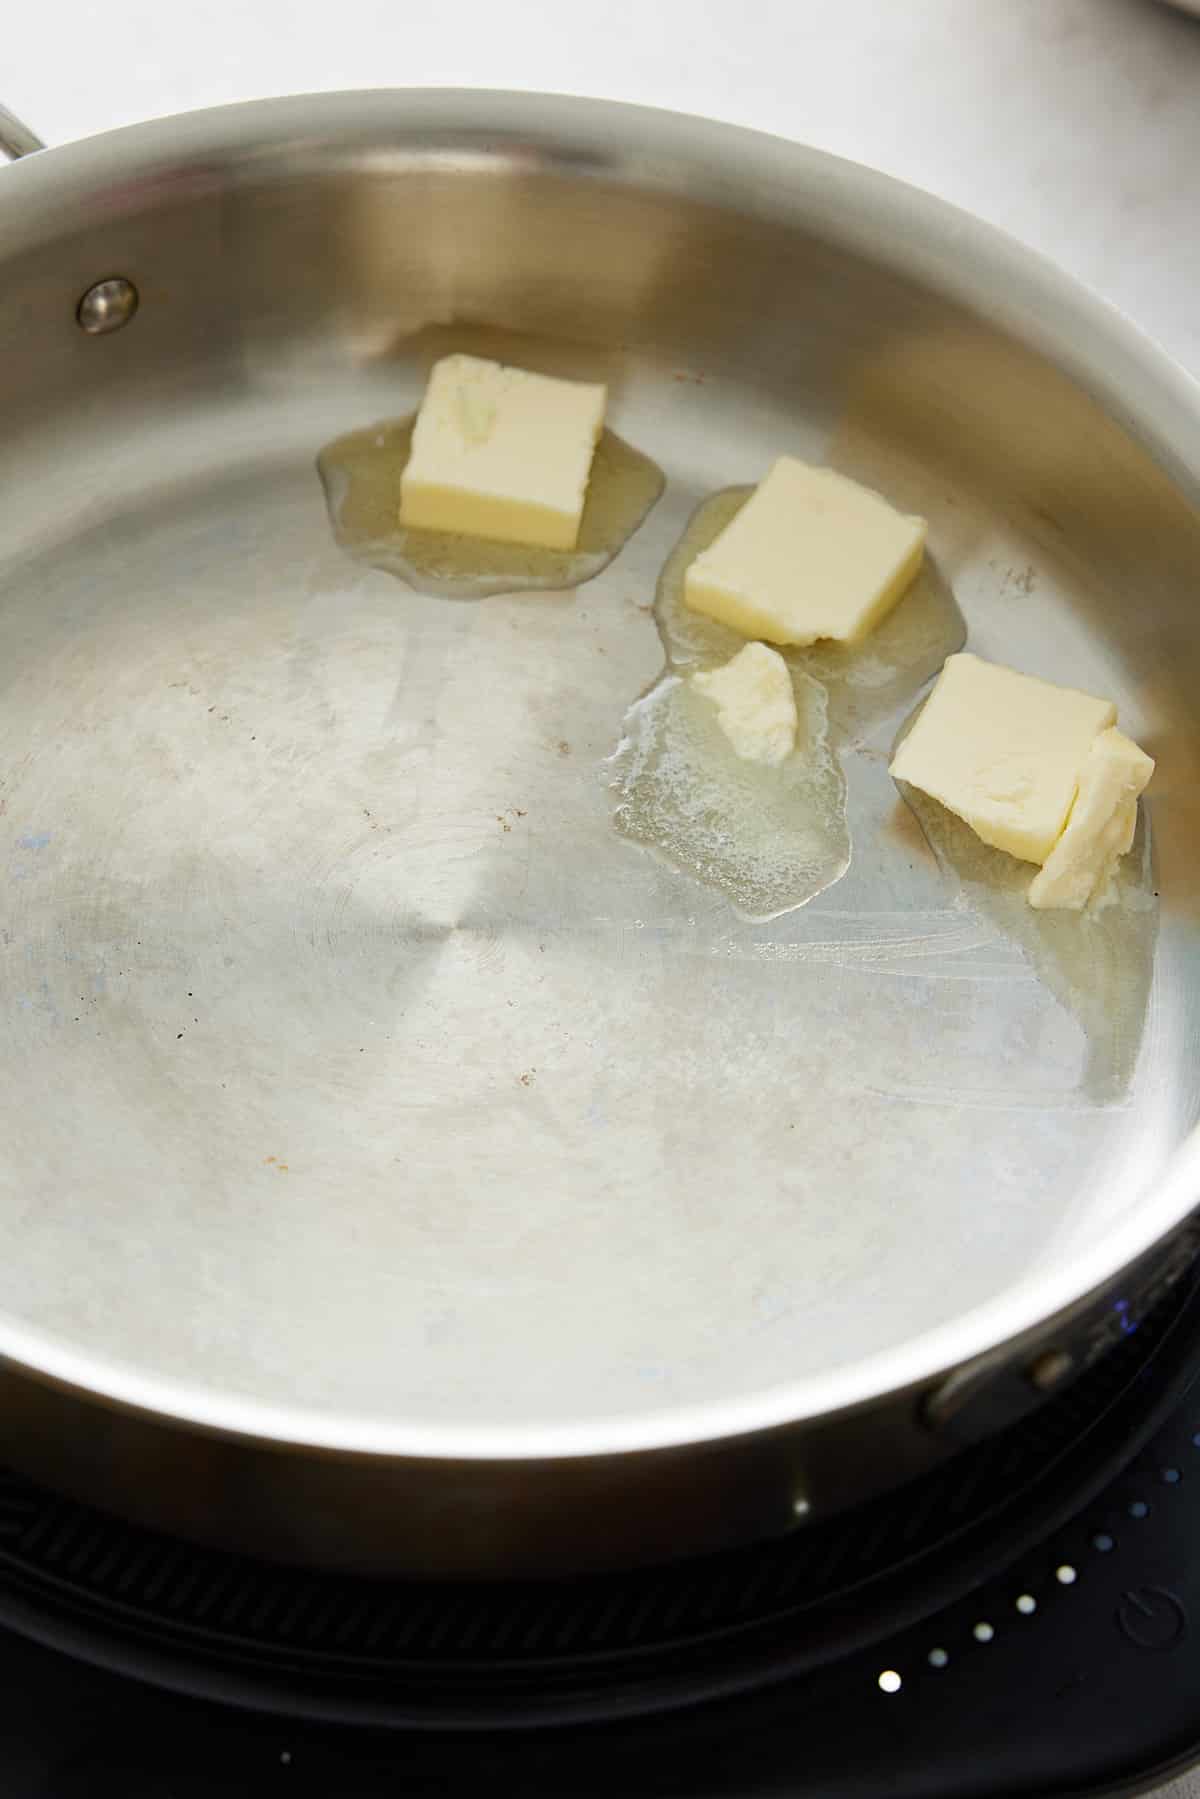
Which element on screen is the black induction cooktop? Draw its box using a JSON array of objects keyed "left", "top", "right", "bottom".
[{"left": 5, "top": 1278, "right": 1200, "bottom": 1798}]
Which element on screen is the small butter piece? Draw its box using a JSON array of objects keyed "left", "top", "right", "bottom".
[
  {"left": 1028, "top": 727, "right": 1154, "bottom": 910},
  {"left": 691, "top": 642, "right": 798, "bottom": 766},
  {"left": 400, "top": 354, "right": 606, "bottom": 550},
  {"left": 889, "top": 653, "right": 1116, "bottom": 865},
  {"left": 684, "top": 457, "right": 926, "bottom": 646}
]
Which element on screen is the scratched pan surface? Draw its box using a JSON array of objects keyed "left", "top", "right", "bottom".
[{"left": 0, "top": 92, "right": 1198, "bottom": 1571}]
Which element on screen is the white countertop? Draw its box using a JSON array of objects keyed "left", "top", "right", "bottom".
[{"left": 7, "top": 0, "right": 1200, "bottom": 1790}]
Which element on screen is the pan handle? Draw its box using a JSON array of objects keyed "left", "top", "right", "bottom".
[{"left": 0, "top": 103, "right": 46, "bottom": 162}]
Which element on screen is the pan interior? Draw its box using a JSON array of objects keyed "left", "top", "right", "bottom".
[{"left": 0, "top": 128, "right": 1197, "bottom": 1440}]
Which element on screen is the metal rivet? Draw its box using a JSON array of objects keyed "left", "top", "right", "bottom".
[
  {"left": 76, "top": 277, "right": 139, "bottom": 336},
  {"left": 1028, "top": 1347, "right": 1074, "bottom": 1392}
]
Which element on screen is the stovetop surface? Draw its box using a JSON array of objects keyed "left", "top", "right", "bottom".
[{"left": 5, "top": 1279, "right": 1200, "bottom": 1797}]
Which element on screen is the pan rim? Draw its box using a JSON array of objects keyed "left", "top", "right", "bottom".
[{"left": 2, "top": 86, "right": 1199, "bottom": 1462}]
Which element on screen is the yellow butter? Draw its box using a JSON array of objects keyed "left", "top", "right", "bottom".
[
  {"left": 400, "top": 354, "right": 606, "bottom": 550},
  {"left": 890, "top": 653, "right": 1116, "bottom": 865},
  {"left": 1028, "top": 727, "right": 1154, "bottom": 910},
  {"left": 691, "top": 642, "right": 798, "bottom": 766},
  {"left": 684, "top": 457, "right": 926, "bottom": 646}
]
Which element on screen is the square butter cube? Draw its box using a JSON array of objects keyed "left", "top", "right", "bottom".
[
  {"left": 400, "top": 354, "right": 606, "bottom": 550},
  {"left": 890, "top": 653, "right": 1116, "bottom": 865},
  {"left": 1028, "top": 727, "right": 1154, "bottom": 909},
  {"left": 684, "top": 457, "right": 926, "bottom": 646}
]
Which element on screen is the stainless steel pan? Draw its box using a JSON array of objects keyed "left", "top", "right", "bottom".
[{"left": 0, "top": 89, "right": 1198, "bottom": 1577}]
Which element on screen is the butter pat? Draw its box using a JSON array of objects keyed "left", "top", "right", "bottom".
[
  {"left": 890, "top": 653, "right": 1116, "bottom": 865},
  {"left": 400, "top": 354, "right": 606, "bottom": 550},
  {"left": 1028, "top": 728, "right": 1154, "bottom": 910},
  {"left": 684, "top": 457, "right": 926, "bottom": 646},
  {"left": 691, "top": 642, "right": 798, "bottom": 766}
]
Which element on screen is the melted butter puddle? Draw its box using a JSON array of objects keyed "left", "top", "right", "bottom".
[
  {"left": 610, "top": 486, "right": 966, "bottom": 920},
  {"left": 612, "top": 673, "right": 849, "bottom": 921},
  {"left": 896, "top": 778, "right": 1157, "bottom": 1104},
  {"left": 316, "top": 417, "right": 665, "bottom": 600}
]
